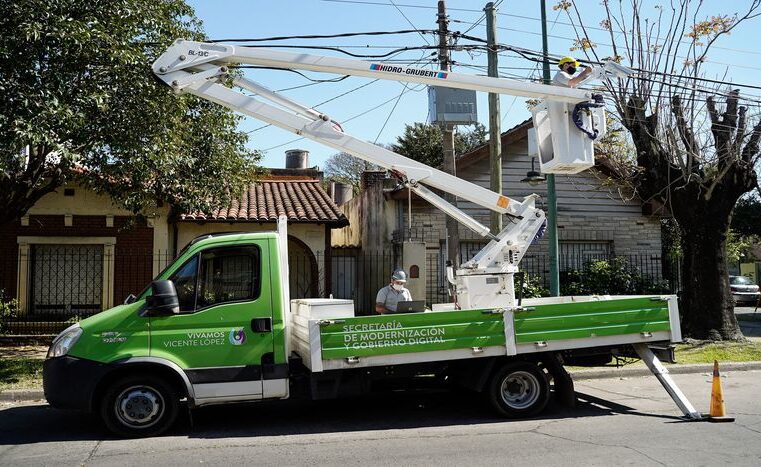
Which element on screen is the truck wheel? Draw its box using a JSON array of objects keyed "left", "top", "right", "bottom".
[
  {"left": 488, "top": 362, "right": 550, "bottom": 418},
  {"left": 100, "top": 374, "right": 179, "bottom": 437}
]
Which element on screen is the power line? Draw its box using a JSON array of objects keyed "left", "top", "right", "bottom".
[
  {"left": 479, "top": 22, "right": 761, "bottom": 73},
  {"left": 495, "top": 44, "right": 761, "bottom": 98},
  {"left": 217, "top": 43, "right": 442, "bottom": 58},
  {"left": 230, "top": 66, "right": 351, "bottom": 84},
  {"left": 208, "top": 28, "right": 438, "bottom": 43},
  {"left": 261, "top": 82, "right": 424, "bottom": 153},
  {"left": 317, "top": 0, "right": 761, "bottom": 57},
  {"left": 388, "top": 0, "right": 431, "bottom": 46}
]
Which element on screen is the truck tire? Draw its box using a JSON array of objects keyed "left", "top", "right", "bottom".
[
  {"left": 100, "top": 374, "right": 179, "bottom": 437},
  {"left": 488, "top": 362, "right": 550, "bottom": 418}
]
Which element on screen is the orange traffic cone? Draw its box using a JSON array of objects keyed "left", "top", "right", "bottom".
[{"left": 707, "top": 360, "right": 734, "bottom": 422}]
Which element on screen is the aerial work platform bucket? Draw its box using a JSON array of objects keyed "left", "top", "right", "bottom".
[{"left": 531, "top": 99, "right": 606, "bottom": 174}]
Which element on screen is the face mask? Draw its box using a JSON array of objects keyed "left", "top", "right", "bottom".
[
  {"left": 566, "top": 66, "right": 577, "bottom": 75},
  {"left": 392, "top": 284, "right": 404, "bottom": 291}
]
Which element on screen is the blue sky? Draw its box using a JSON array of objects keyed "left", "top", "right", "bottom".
[{"left": 186, "top": 0, "right": 761, "bottom": 169}]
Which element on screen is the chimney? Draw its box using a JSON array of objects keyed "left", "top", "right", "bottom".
[
  {"left": 360, "top": 170, "right": 386, "bottom": 190},
  {"left": 331, "top": 181, "right": 354, "bottom": 205},
  {"left": 285, "top": 149, "right": 309, "bottom": 169}
]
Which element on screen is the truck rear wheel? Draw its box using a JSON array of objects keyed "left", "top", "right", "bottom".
[
  {"left": 100, "top": 374, "right": 179, "bottom": 437},
  {"left": 488, "top": 362, "right": 550, "bottom": 418}
]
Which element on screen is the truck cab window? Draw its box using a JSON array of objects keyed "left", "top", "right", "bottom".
[
  {"left": 197, "top": 246, "right": 260, "bottom": 308},
  {"left": 169, "top": 255, "right": 199, "bottom": 312}
]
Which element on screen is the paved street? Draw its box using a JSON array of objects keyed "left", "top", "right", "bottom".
[
  {"left": 736, "top": 307, "right": 761, "bottom": 339},
  {"left": 1, "top": 370, "right": 759, "bottom": 466}
]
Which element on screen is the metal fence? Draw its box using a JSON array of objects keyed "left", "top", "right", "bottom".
[
  {"left": 321, "top": 249, "right": 679, "bottom": 314},
  {"left": 0, "top": 247, "right": 679, "bottom": 335},
  {"left": 0, "top": 250, "right": 174, "bottom": 335}
]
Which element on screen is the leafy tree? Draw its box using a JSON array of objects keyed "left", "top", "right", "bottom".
[
  {"left": 391, "top": 122, "right": 487, "bottom": 167},
  {"left": 323, "top": 152, "right": 379, "bottom": 190},
  {"left": 731, "top": 196, "right": 761, "bottom": 237},
  {"left": 558, "top": 1, "right": 761, "bottom": 340},
  {"left": 0, "top": 0, "right": 259, "bottom": 226}
]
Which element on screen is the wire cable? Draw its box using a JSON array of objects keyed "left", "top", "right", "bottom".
[
  {"left": 208, "top": 29, "right": 438, "bottom": 43},
  {"left": 319, "top": 0, "right": 761, "bottom": 57}
]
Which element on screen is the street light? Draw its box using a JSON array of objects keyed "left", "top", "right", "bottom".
[{"left": 521, "top": 158, "right": 546, "bottom": 186}]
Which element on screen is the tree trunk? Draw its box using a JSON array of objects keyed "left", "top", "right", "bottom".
[{"left": 678, "top": 219, "right": 743, "bottom": 340}]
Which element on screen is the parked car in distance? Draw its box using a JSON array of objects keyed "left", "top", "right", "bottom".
[{"left": 730, "top": 275, "right": 760, "bottom": 305}]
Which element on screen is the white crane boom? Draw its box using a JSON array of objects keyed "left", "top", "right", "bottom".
[{"left": 152, "top": 39, "right": 603, "bottom": 309}]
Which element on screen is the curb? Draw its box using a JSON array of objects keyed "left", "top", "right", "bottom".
[
  {"left": 0, "top": 390, "right": 44, "bottom": 402},
  {"left": 570, "top": 361, "right": 761, "bottom": 381}
]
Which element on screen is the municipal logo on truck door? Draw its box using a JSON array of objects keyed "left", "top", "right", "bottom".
[{"left": 229, "top": 328, "right": 247, "bottom": 346}]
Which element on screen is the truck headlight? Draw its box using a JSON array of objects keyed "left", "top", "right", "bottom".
[{"left": 47, "top": 324, "right": 83, "bottom": 358}]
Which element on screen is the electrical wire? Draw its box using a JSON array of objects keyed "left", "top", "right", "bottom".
[
  {"left": 208, "top": 29, "right": 438, "bottom": 43},
  {"left": 218, "top": 43, "right": 442, "bottom": 59},
  {"left": 319, "top": 0, "right": 761, "bottom": 57},
  {"left": 230, "top": 66, "right": 351, "bottom": 84},
  {"left": 388, "top": 0, "right": 431, "bottom": 46},
  {"left": 494, "top": 44, "right": 761, "bottom": 101},
  {"left": 261, "top": 81, "right": 425, "bottom": 153}
]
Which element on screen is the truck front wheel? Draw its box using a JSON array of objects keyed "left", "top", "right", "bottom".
[
  {"left": 488, "top": 362, "right": 550, "bottom": 418},
  {"left": 100, "top": 374, "right": 179, "bottom": 437}
]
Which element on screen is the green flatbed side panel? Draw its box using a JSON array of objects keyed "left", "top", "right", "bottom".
[
  {"left": 514, "top": 297, "right": 671, "bottom": 344},
  {"left": 320, "top": 310, "right": 505, "bottom": 359}
]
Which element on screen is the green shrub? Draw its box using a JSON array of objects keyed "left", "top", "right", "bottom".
[
  {"left": 0, "top": 290, "right": 20, "bottom": 334},
  {"left": 560, "top": 257, "right": 669, "bottom": 295},
  {"left": 518, "top": 273, "right": 549, "bottom": 298}
]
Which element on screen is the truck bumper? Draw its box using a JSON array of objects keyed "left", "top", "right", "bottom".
[{"left": 43, "top": 356, "right": 110, "bottom": 412}]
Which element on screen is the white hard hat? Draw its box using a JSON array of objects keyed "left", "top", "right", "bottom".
[{"left": 391, "top": 269, "right": 407, "bottom": 282}]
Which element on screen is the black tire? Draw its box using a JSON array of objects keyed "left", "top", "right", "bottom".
[
  {"left": 100, "top": 374, "right": 179, "bottom": 437},
  {"left": 487, "top": 362, "right": 550, "bottom": 418}
]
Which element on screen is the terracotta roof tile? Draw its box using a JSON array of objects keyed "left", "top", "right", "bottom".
[{"left": 179, "top": 179, "right": 349, "bottom": 227}]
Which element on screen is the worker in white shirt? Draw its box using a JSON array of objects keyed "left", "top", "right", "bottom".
[
  {"left": 375, "top": 269, "right": 412, "bottom": 314},
  {"left": 553, "top": 56, "right": 593, "bottom": 88}
]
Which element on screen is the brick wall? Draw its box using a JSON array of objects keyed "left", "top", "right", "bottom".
[
  {"left": 0, "top": 215, "right": 154, "bottom": 305},
  {"left": 398, "top": 207, "right": 662, "bottom": 257}
]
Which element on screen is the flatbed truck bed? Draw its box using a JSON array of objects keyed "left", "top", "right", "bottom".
[{"left": 292, "top": 295, "right": 678, "bottom": 372}]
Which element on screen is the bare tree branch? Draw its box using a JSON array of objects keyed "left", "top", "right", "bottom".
[{"left": 671, "top": 94, "right": 698, "bottom": 157}]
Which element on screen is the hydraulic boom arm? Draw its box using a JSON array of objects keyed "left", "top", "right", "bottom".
[{"left": 152, "top": 39, "right": 595, "bottom": 308}]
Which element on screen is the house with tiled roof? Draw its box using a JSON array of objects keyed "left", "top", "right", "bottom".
[
  {"left": 0, "top": 150, "right": 348, "bottom": 331},
  {"left": 174, "top": 164, "right": 348, "bottom": 299}
]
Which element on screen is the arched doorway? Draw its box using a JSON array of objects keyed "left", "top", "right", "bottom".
[{"left": 288, "top": 236, "right": 318, "bottom": 299}]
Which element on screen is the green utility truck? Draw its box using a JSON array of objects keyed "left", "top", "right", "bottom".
[
  {"left": 44, "top": 221, "right": 688, "bottom": 437},
  {"left": 43, "top": 39, "right": 701, "bottom": 437}
]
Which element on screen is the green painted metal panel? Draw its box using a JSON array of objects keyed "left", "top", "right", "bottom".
[
  {"left": 320, "top": 297, "right": 672, "bottom": 361},
  {"left": 69, "top": 302, "right": 150, "bottom": 363},
  {"left": 149, "top": 239, "right": 275, "bottom": 370},
  {"left": 514, "top": 297, "right": 670, "bottom": 344},
  {"left": 319, "top": 310, "right": 506, "bottom": 359}
]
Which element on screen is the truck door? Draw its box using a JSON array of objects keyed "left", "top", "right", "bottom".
[{"left": 149, "top": 242, "right": 275, "bottom": 402}]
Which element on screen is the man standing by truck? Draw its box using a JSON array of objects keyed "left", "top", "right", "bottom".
[{"left": 375, "top": 270, "right": 412, "bottom": 314}]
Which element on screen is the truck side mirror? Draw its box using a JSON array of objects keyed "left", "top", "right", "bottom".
[{"left": 146, "top": 280, "right": 180, "bottom": 315}]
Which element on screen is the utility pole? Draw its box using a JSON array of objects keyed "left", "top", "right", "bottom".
[
  {"left": 541, "top": 0, "right": 560, "bottom": 297},
  {"left": 485, "top": 2, "right": 502, "bottom": 235},
  {"left": 438, "top": 0, "right": 460, "bottom": 266}
]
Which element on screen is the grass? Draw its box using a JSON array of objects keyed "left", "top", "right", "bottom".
[
  {"left": 0, "top": 358, "right": 43, "bottom": 392},
  {"left": 674, "top": 340, "right": 761, "bottom": 364},
  {"left": 0, "top": 346, "right": 46, "bottom": 391}
]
